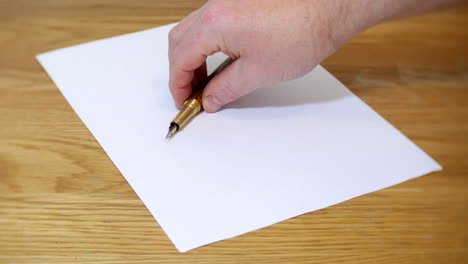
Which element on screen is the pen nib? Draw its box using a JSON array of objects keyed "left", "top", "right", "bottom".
[{"left": 166, "top": 124, "right": 178, "bottom": 140}]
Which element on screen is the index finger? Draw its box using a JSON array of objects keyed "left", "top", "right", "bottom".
[{"left": 169, "top": 24, "right": 222, "bottom": 108}]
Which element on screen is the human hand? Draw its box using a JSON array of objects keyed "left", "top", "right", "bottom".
[{"left": 168, "top": 0, "right": 380, "bottom": 112}]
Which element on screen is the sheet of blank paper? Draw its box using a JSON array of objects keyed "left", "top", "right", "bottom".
[{"left": 36, "top": 23, "right": 441, "bottom": 252}]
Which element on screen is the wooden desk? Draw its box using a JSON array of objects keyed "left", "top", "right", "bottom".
[{"left": 1, "top": 1, "right": 467, "bottom": 263}]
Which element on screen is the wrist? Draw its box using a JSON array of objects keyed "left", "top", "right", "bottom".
[{"left": 332, "top": 1, "right": 384, "bottom": 47}]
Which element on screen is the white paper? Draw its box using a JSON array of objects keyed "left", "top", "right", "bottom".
[{"left": 37, "top": 23, "right": 441, "bottom": 252}]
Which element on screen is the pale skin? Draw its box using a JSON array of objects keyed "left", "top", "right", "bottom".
[{"left": 169, "top": 0, "right": 467, "bottom": 113}]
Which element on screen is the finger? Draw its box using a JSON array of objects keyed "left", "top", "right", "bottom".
[
  {"left": 169, "top": 69, "right": 195, "bottom": 109},
  {"left": 169, "top": 27, "right": 222, "bottom": 108},
  {"left": 168, "top": 11, "right": 204, "bottom": 109},
  {"left": 202, "top": 59, "right": 262, "bottom": 113}
]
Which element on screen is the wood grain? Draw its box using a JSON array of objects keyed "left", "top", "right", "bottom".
[{"left": 1, "top": 1, "right": 467, "bottom": 263}]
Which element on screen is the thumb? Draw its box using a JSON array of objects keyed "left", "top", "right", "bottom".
[{"left": 202, "top": 59, "right": 259, "bottom": 113}]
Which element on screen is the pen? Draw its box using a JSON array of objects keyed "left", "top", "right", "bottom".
[{"left": 166, "top": 57, "right": 235, "bottom": 140}]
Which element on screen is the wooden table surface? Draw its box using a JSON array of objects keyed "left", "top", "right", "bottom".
[{"left": 1, "top": 1, "right": 467, "bottom": 263}]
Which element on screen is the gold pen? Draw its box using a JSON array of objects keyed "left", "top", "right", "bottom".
[{"left": 166, "top": 57, "right": 235, "bottom": 140}]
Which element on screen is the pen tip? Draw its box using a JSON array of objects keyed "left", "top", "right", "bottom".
[{"left": 166, "top": 124, "right": 178, "bottom": 141}]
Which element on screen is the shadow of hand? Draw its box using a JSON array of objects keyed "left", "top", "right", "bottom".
[{"left": 224, "top": 68, "right": 351, "bottom": 110}]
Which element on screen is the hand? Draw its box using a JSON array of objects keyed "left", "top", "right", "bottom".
[{"left": 167, "top": 0, "right": 382, "bottom": 112}]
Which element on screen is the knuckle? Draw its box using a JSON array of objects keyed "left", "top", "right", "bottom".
[
  {"left": 169, "top": 70, "right": 186, "bottom": 89},
  {"left": 168, "top": 27, "right": 179, "bottom": 45},
  {"left": 169, "top": 76, "right": 177, "bottom": 89},
  {"left": 201, "top": 4, "right": 228, "bottom": 26}
]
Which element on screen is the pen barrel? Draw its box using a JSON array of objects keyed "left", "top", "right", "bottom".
[{"left": 171, "top": 98, "right": 202, "bottom": 130}]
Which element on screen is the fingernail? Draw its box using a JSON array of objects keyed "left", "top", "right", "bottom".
[{"left": 203, "top": 95, "right": 222, "bottom": 112}]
